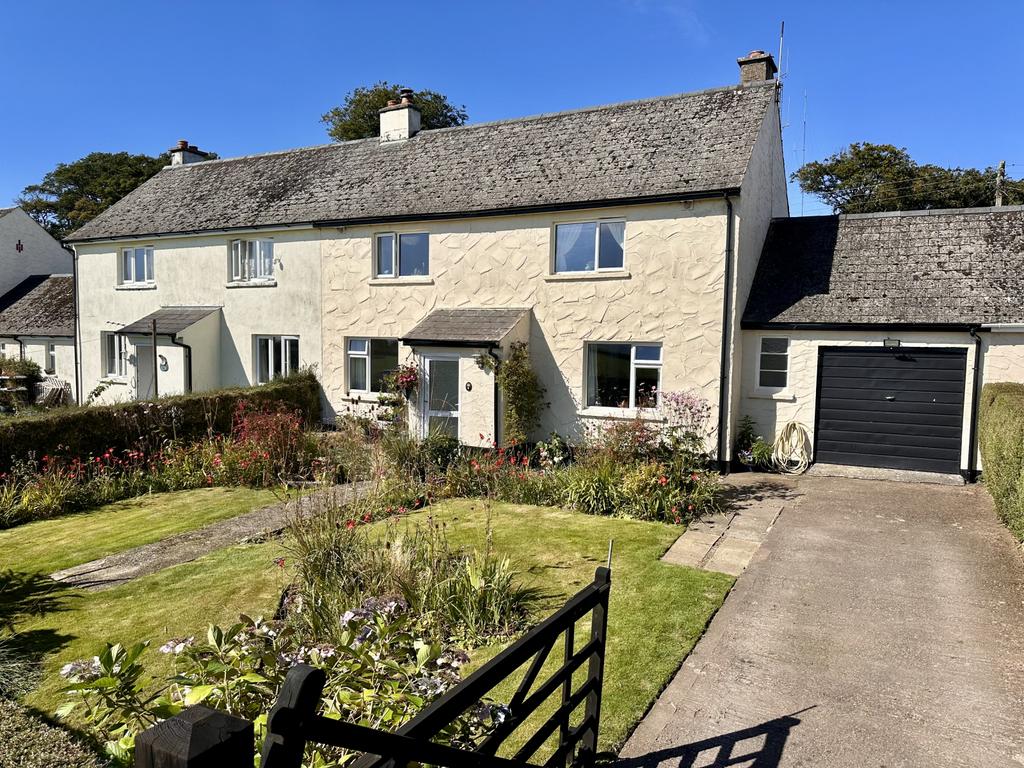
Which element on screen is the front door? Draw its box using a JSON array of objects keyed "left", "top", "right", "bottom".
[
  {"left": 422, "top": 356, "right": 460, "bottom": 440},
  {"left": 135, "top": 342, "right": 156, "bottom": 400}
]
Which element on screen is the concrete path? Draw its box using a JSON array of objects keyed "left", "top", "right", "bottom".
[
  {"left": 621, "top": 474, "right": 1024, "bottom": 767},
  {"left": 51, "top": 483, "right": 370, "bottom": 590}
]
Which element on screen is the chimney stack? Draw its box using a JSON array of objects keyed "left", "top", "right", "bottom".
[
  {"left": 169, "top": 139, "right": 211, "bottom": 165},
  {"left": 378, "top": 88, "right": 421, "bottom": 143},
  {"left": 737, "top": 50, "right": 778, "bottom": 84}
]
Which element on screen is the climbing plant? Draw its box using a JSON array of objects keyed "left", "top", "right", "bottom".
[{"left": 496, "top": 342, "right": 546, "bottom": 445}]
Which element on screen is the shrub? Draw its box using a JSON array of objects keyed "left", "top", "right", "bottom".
[
  {"left": 978, "top": 383, "right": 1024, "bottom": 541},
  {"left": 0, "top": 698, "right": 100, "bottom": 768},
  {"left": 497, "top": 342, "right": 546, "bottom": 444},
  {"left": 559, "top": 457, "right": 623, "bottom": 517},
  {"left": 0, "top": 371, "right": 321, "bottom": 473}
]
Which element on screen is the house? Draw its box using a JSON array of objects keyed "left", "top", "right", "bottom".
[
  {"left": 741, "top": 207, "right": 1024, "bottom": 478},
  {"left": 66, "top": 50, "right": 787, "bottom": 457},
  {"left": 0, "top": 207, "right": 76, "bottom": 400}
]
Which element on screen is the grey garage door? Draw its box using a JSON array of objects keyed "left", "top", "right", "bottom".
[{"left": 815, "top": 347, "right": 967, "bottom": 474}]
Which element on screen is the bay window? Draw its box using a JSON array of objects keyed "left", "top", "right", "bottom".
[
  {"left": 254, "top": 335, "right": 299, "bottom": 384},
  {"left": 586, "top": 342, "right": 662, "bottom": 408}
]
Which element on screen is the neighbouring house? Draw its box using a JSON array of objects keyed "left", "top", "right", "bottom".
[
  {"left": 66, "top": 49, "right": 788, "bottom": 456},
  {"left": 741, "top": 207, "right": 1024, "bottom": 478},
  {"left": 0, "top": 207, "right": 76, "bottom": 402}
]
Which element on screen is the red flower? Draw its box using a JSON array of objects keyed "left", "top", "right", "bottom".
[
  {"left": 657, "top": 475, "right": 668, "bottom": 486},
  {"left": 687, "top": 504, "right": 694, "bottom": 511},
  {"left": 345, "top": 520, "right": 356, "bottom": 530},
  {"left": 362, "top": 513, "right": 372, "bottom": 523},
  {"left": 274, "top": 557, "right": 286, "bottom": 568},
  {"left": 690, "top": 473, "right": 699, "bottom": 482}
]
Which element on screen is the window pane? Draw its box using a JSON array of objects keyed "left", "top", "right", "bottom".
[
  {"left": 376, "top": 235, "right": 394, "bottom": 276},
  {"left": 246, "top": 241, "right": 257, "bottom": 280},
  {"left": 598, "top": 221, "right": 625, "bottom": 269},
  {"left": 759, "top": 353, "right": 788, "bottom": 372},
  {"left": 761, "top": 337, "right": 788, "bottom": 354},
  {"left": 256, "top": 339, "right": 270, "bottom": 383},
  {"left": 145, "top": 248, "right": 154, "bottom": 280},
  {"left": 134, "top": 249, "right": 146, "bottom": 282},
  {"left": 587, "top": 343, "right": 630, "bottom": 407},
  {"left": 122, "top": 250, "right": 132, "bottom": 282},
  {"left": 398, "top": 233, "right": 429, "bottom": 276},
  {"left": 370, "top": 339, "right": 399, "bottom": 392},
  {"left": 634, "top": 345, "right": 661, "bottom": 362},
  {"left": 428, "top": 359, "right": 459, "bottom": 411},
  {"left": 348, "top": 338, "right": 367, "bottom": 354},
  {"left": 428, "top": 415, "right": 458, "bottom": 439},
  {"left": 349, "top": 356, "right": 368, "bottom": 390},
  {"left": 286, "top": 338, "right": 299, "bottom": 374},
  {"left": 635, "top": 366, "right": 660, "bottom": 408},
  {"left": 759, "top": 370, "right": 787, "bottom": 388},
  {"left": 555, "top": 222, "right": 597, "bottom": 272},
  {"left": 260, "top": 242, "right": 274, "bottom": 278},
  {"left": 105, "top": 334, "right": 115, "bottom": 374},
  {"left": 271, "top": 337, "right": 283, "bottom": 379}
]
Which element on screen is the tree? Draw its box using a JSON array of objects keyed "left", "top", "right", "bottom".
[
  {"left": 18, "top": 152, "right": 169, "bottom": 239},
  {"left": 793, "top": 142, "right": 1023, "bottom": 214},
  {"left": 322, "top": 81, "right": 468, "bottom": 142}
]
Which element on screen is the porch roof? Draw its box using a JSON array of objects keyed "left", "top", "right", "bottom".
[
  {"left": 119, "top": 306, "right": 220, "bottom": 335},
  {"left": 401, "top": 308, "right": 529, "bottom": 347}
]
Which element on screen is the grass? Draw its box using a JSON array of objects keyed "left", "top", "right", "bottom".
[{"left": 0, "top": 487, "right": 284, "bottom": 574}]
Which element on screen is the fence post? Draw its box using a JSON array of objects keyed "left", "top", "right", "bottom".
[
  {"left": 135, "top": 705, "right": 253, "bottom": 768},
  {"left": 578, "top": 566, "right": 611, "bottom": 768},
  {"left": 260, "top": 663, "right": 328, "bottom": 768}
]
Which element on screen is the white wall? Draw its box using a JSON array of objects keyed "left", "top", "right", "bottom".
[{"left": 0, "top": 208, "right": 71, "bottom": 295}]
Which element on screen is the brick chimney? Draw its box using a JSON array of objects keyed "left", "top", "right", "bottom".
[
  {"left": 378, "top": 88, "right": 421, "bottom": 143},
  {"left": 169, "top": 139, "right": 211, "bottom": 165},
  {"left": 737, "top": 50, "right": 778, "bottom": 84}
]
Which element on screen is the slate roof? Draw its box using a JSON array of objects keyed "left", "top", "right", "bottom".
[
  {"left": 742, "top": 206, "right": 1024, "bottom": 326},
  {"left": 0, "top": 207, "right": 15, "bottom": 221},
  {"left": 67, "top": 82, "right": 777, "bottom": 242},
  {"left": 119, "top": 306, "right": 220, "bottom": 335},
  {"left": 0, "top": 275, "right": 74, "bottom": 337},
  {"left": 402, "top": 309, "right": 529, "bottom": 346}
]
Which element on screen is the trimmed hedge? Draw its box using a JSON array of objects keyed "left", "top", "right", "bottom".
[
  {"left": 0, "top": 370, "right": 321, "bottom": 471},
  {"left": 978, "top": 382, "right": 1024, "bottom": 541}
]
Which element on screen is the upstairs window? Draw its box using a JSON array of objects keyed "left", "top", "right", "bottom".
[
  {"left": 230, "top": 239, "right": 274, "bottom": 282},
  {"left": 103, "top": 333, "right": 127, "bottom": 378},
  {"left": 554, "top": 220, "right": 625, "bottom": 273},
  {"left": 121, "top": 247, "right": 155, "bottom": 284},
  {"left": 254, "top": 335, "right": 299, "bottom": 384},
  {"left": 375, "top": 233, "right": 429, "bottom": 278},
  {"left": 757, "top": 337, "right": 789, "bottom": 389},
  {"left": 347, "top": 338, "right": 399, "bottom": 393},
  {"left": 586, "top": 342, "right": 662, "bottom": 408}
]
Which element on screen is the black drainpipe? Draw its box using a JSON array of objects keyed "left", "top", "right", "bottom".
[
  {"left": 487, "top": 346, "right": 501, "bottom": 446},
  {"left": 170, "top": 336, "right": 193, "bottom": 393},
  {"left": 966, "top": 325, "right": 983, "bottom": 482},
  {"left": 716, "top": 195, "right": 736, "bottom": 473},
  {"left": 71, "top": 246, "right": 82, "bottom": 404}
]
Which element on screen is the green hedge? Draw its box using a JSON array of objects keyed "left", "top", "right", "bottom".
[
  {"left": 0, "top": 371, "right": 321, "bottom": 470},
  {"left": 978, "top": 382, "right": 1024, "bottom": 541}
]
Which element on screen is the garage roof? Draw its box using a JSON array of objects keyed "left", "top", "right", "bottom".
[{"left": 743, "top": 206, "right": 1024, "bottom": 327}]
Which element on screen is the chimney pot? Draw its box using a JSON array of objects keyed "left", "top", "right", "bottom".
[
  {"left": 378, "top": 89, "right": 422, "bottom": 143},
  {"left": 177, "top": 139, "right": 189, "bottom": 149},
  {"left": 169, "top": 139, "right": 211, "bottom": 166},
  {"left": 737, "top": 50, "right": 778, "bottom": 84}
]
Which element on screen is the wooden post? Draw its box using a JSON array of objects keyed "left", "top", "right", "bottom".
[
  {"left": 151, "top": 317, "right": 159, "bottom": 399},
  {"left": 135, "top": 705, "right": 253, "bottom": 768},
  {"left": 261, "top": 664, "right": 327, "bottom": 768},
  {"left": 578, "top": 566, "right": 611, "bottom": 768}
]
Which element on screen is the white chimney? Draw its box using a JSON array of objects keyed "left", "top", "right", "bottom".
[
  {"left": 378, "top": 89, "right": 421, "bottom": 143},
  {"left": 169, "top": 139, "right": 211, "bottom": 165}
]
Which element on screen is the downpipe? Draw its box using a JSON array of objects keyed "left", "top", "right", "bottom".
[{"left": 966, "top": 326, "right": 983, "bottom": 483}]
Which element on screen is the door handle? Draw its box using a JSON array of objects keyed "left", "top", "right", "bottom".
[{"left": 884, "top": 395, "right": 895, "bottom": 401}]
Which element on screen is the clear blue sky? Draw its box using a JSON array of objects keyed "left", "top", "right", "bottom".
[{"left": 3, "top": 0, "right": 1021, "bottom": 216}]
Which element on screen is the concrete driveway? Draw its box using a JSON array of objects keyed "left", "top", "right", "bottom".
[{"left": 619, "top": 474, "right": 1024, "bottom": 767}]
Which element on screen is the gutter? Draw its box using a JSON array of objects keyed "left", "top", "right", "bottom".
[
  {"left": 487, "top": 347, "right": 501, "bottom": 446},
  {"left": 741, "top": 321, "right": 984, "bottom": 332},
  {"left": 716, "top": 195, "right": 735, "bottom": 472}
]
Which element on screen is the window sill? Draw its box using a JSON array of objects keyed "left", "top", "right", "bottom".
[
  {"left": 115, "top": 284, "right": 157, "bottom": 291},
  {"left": 101, "top": 377, "right": 128, "bottom": 385},
  {"left": 343, "top": 391, "right": 386, "bottom": 403},
  {"left": 544, "top": 271, "right": 631, "bottom": 282},
  {"left": 226, "top": 279, "right": 277, "bottom": 289},
  {"left": 749, "top": 390, "right": 795, "bottom": 402},
  {"left": 369, "top": 277, "right": 434, "bottom": 286},
  {"left": 579, "top": 406, "right": 665, "bottom": 422}
]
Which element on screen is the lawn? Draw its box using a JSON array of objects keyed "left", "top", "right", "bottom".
[
  {"left": 9, "top": 495, "right": 733, "bottom": 759},
  {"left": 0, "top": 487, "right": 284, "bottom": 574}
]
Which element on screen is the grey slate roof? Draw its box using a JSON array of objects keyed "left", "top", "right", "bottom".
[
  {"left": 0, "top": 275, "right": 74, "bottom": 337},
  {"left": 743, "top": 207, "right": 1024, "bottom": 326},
  {"left": 119, "top": 306, "right": 220, "bottom": 335},
  {"left": 67, "top": 82, "right": 777, "bottom": 242},
  {"left": 402, "top": 309, "right": 528, "bottom": 346},
  {"left": 0, "top": 207, "right": 15, "bottom": 221}
]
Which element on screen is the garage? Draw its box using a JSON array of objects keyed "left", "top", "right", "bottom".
[{"left": 813, "top": 347, "right": 967, "bottom": 474}]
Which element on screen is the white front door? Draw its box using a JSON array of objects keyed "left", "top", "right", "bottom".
[
  {"left": 422, "top": 356, "right": 460, "bottom": 440},
  {"left": 135, "top": 342, "right": 156, "bottom": 400}
]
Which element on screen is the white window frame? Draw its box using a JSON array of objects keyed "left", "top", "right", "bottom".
[
  {"left": 102, "top": 333, "right": 128, "bottom": 379},
  {"left": 45, "top": 342, "right": 56, "bottom": 375},
  {"left": 253, "top": 335, "right": 300, "bottom": 384},
  {"left": 347, "top": 337, "right": 399, "bottom": 394},
  {"left": 552, "top": 218, "right": 626, "bottom": 274},
  {"left": 586, "top": 342, "right": 663, "bottom": 409},
  {"left": 120, "top": 246, "right": 155, "bottom": 285},
  {"left": 756, "top": 335, "right": 790, "bottom": 393},
  {"left": 229, "top": 239, "right": 275, "bottom": 283},
  {"left": 373, "top": 232, "right": 430, "bottom": 278}
]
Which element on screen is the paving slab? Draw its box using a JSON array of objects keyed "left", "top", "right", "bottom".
[{"left": 621, "top": 475, "right": 1024, "bottom": 767}]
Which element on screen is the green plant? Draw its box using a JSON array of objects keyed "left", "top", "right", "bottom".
[
  {"left": 496, "top": 342, "right": 546, "bottom": 445},
  {"left": 735, "top": 415, "right": 757, "bottom": 455},
  {"left": 0, "top": 698, "right": 100, "bottom": 768},
  {"left": 0, "top": 354, "right": 44, "bottom": 380},
  {"left": 751, "top": 437, "right": 774, "bottom": 469},
  {"left": 978, "top": 383, "right": 1024, "bottom": 541},
  {"left": 559, "top": 457, "right": 623, "bottom": 517}
]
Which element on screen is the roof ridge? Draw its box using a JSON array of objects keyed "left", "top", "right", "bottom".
[{"left": 161, "top": 81, "right": 773, "bottom": 172}]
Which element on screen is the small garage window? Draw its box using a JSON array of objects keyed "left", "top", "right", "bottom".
[{"left": 758, "top": 337, "right": 789, "bottom": 389}]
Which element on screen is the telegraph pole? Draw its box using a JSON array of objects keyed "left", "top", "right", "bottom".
[{"left": 995, "top": 160, "right": 1006, "bottom": 207}]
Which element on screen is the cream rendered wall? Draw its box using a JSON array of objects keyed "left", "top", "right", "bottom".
[
  {"left": 21, "top": 339, "right": 78, "bottom": 400},
  {"left": 0, "top": 208, "right": 71, "bottom": 295},
  {"left": 126, "top": 337, "right": 187, "bottom": 398},
  {"left": 75, "top": 227, "right": 322, "bottom": 405},
  {"left": 726, "top": 89, "right": 788, "bottom": 461},
  {"left": 322, "top": 201, "right": 730, "bottom": 443},
  {"left": 738, "top": 329, "right": 1005, "bottom": 471},
  {"left": 180, "top": 309, "right": 222, "bottom": 392}
]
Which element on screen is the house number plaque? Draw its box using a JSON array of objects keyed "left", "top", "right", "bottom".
[{"left": 465, "top": 382, "right": 472, "bottom": 392}]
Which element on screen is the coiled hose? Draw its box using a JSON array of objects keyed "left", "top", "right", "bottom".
[{"left": 772, "top": 421, "right": 812, "bottom": 474}]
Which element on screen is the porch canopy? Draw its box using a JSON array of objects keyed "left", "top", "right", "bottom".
[
  {"left": 118, "top": 306, "right": 221, "bottom": 336},
  {"left": 401, "top": 308, "right": 529, "bottom": 347}
]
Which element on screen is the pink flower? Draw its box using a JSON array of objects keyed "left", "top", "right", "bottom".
[
  {"left": 657, "top": 476, "right": 668, "bottom": 486},
  {"left": 345, "top": 520, "right": 356, "bottom": 530}
]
